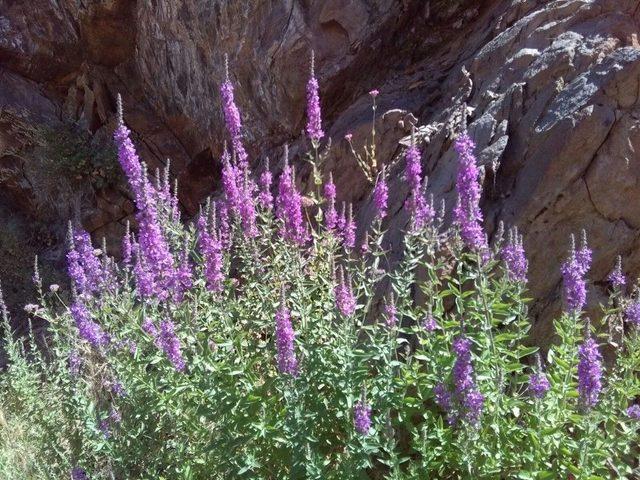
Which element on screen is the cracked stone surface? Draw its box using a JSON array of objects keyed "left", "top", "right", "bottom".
[{"left": 1, "top": 0, "right": 640, "bottom": 344}]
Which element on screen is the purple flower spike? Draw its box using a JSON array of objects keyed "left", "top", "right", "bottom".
[
  {"left": 451, "top": 335, "right": 484, "bottom": 424},
  {"left": 627, "top": 404, "right": 640, "bottom": 420},
  {"left": 275, "top": 289, "right": 298, "bottom": 377},
  {"left": 528, "top": 354, "right": 550, "bottom": 399},
  {"left": 70, "top": 300, "right": 109, "bottom": 349},
  {"left": 453, "top": 132, "right": 488, "bottom": 253},
  {"left": 71, "top": 467, "right": 88, "bottom": 480},
  {"left": 607, "top": 255, "right": 626, "bottom": 289},
  {"left": 561, "top": 233, "right": 591, "bottom": 314},
  {"left": 500, "top": 227, "right": 528, "bottom": 283},
  {"left": 305, "top": 52, "right": 324, "bottom": 143},
  {"left": 334, "top": 267, "right": 356, "bottom": 317},
  {"left": 342, "top": 203, "right": 356, "bottom": 249},
  {"left": 221, "top": 149, "right": 241, "bottom": 213},
  {"left": 67, "top": 227, "right": 104, "bottom": 296},
  {"left": 384, "top": 299, "right": 397, "bottom": 328},
  {"left": 158, "top": 319, "right": 186, "bottom": 372},
  {"left": 422, "top": 315, "right": 437, "bottom": 332},
  {"left": 577, "top": 326, "right": 602, "bottom": 409},
  {"left": 373, "top": 168, "right": 388, "bottom": 220},
  {"left": 324, "top": 173, "right": 338, "bottom": 231},
  {"left": 404, "top": 145, "right": 422, "bottom": 192},
  {"left": 197, "top": 207, "right": 224, "bottom": 293},
  {"left": 624, "top": 302, "right": 640, "bottom": 326},
  {"left": 354, "top": 397, "right": 372, "bottom": 435},
  {"left": 220, "top": 59, "right": 248, "bottom": 168},
  {"left": 275, "top": 147, "right": 308, "bottom": 244}
]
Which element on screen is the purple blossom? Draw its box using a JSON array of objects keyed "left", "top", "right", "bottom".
[
  {"left": 353, "top": 400, "right": 372, "bottom": 435},
  {"left": 384, "top": 300, "right": 397, "bottom": 328},
  {"left": 99, "top": 418, "right": 110, "bottom": 439},
  {"left": 142, "top": 317, "right": 158, "bottom": 337},
  {"left": 410, "top": 181, "right": 435, "bottom": 231},
  {"left": 276, "top": 150, "right": 307, "bottom": 244},
  {"left": 500, "top": 227, "right": 528, "bottom": 283},
  {"left": 451, "top": 335, "right": 484, "bottom": 424},
  {"left": 109, "top": 407, "right": 122, "bottom": 424},
  {"left": 221, "top": 149, "right": 241, "bottom": 213},
  {"left": 434, "top": 383, "right": 453, "bottom": 412},
  {"left": 70, "top": 301, "right": 109, "bottom": 349},
  {"left": 577, "top": 332, "right": 602, "bottom": 409},
  {"left": 172, "top": 241, "right": 193, "bottom": 303},
  {"left": 197, "top": 208, "right": 225, "bottom": 292},
  {"left": 624, "top": 302, "right": 640, "bottom": 326},
  {"left": 528, "top": 373, "right": 550, "bottom": 399},
  {"left": 422, "top": 316, "right": 437, "bottom": 332},
  {"left": 342, "top": 204, "right": 356, "bottom": 249},
  {"left": 334, "top": 268, "right": 356, "bottom": 317},
  {"left": 369, "top": 89, "right": 379, "bottom": 98},
  {"left": 133, "top": 247, "right": 155, "bottom": 299},
  {"left": 561, "top": 234, "right": 591, "bottom": 314},
  {"left": 373, "top": 171, "right": 388, "bottom": 220},
  {"left": 71, "top": 467, "right": 88, "bottom": 480},
  {"left": 404, "top": 145, "right": 422, "bottom": 192},
  {"left": 114, "top": 103, "right": 177, "bottom": 301},
  {"left": 122, "top": 222, "right": 133, "bottom": 266},
  {"left": 305, "top": 55, "right": 324, "bottom": 142},
  {"left": 111, "top": 381, "right": 126, "bottom": 397},
  {"left": 453, "top": 132, "right": 488, "bottom": 253},
  {"left": 627, "top": 404, "right": 640, "bottom": 420},
  {"left": 275, "top": 294, "right": 298, "bottom": 377},
  {"left": 220, "top": 71, "right": 248, "bottom": 168},
  {"left": 324, "top": 174, "right": 338, "bottom": 232},
  {"left": 67, "top": 228, "right": 104, "bottom": 296},
  {"left": 607, "top": 256, "right": 626, "bottom": 289},
  {"left": 158, "top": 319, "right": 186, "bottom": 372}
]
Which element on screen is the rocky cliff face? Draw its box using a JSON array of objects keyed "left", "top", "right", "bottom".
[{"left": 1, "top": 0, "right": 639, "bottom": 343}]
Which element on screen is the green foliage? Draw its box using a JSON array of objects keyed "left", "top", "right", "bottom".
[{"left": 0, "top": 206, "right": 638, "bottom": 479}]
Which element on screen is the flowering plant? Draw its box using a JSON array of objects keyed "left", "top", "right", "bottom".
[{"left": 1, "top": 59, "right": 639, "bottom": 480}]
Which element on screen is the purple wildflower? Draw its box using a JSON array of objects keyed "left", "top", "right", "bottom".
[
  {"left": 500, "top": 227, "right": 528, "bottom": 283},
  {"left": 342, "top": 204, "right": 356, "bottom": 249},
  {"left": 237, "top": 168, "right": 259, "bottom": 238},
  {"left": 577, "top": 330, "right": 602, "bottom": 409},
  {"left": 404, "top": 145, "right": 422, "bottom": 192},
  {"left": 627, "top": 404, "right": 640, "bottom": 420},
  {"left": 109, "top": 408, "right": 122, "bottom": 424},
  {"left": 71, "top": 467, "right": 88, "bottom": 480},
  {"left": 142, "top": 317, "right": 158, "bottom": 337},
  {"left": 624, "top": 302, "right": 640, "bottom": 326},
  {"left": 197, "top": 207, "right": 225, "bottom": 292},
  {"left": 561, "top": 233, "right": 591, "bottom": 314},
  {"left": 528, "top": 373, "right": 550, "bottom": 399},
  {"left": 122, "top": 221, "right": 133, "bottom": 266},
  {"left": 411, "top": 181, "right": 435, "bottom": 231},
  {"left": 334, "top": 268, "right": 356, "bottom": 317},
  {"left": 453, "top": 132, "right": 488, "bottom": 253},
  {"left": 607, "top": 256, "right": 626, "bottom": 289},
  {"left": 451, "top": 335, "right": 484, "bottom": 424},
  {"left": 172, "top": 240, "right": 193, "bottom": 302},
  {"left": 220, "top": 62, "right": 248, "bottom": 168},
  {"left": 275, "top": 291, "right": 298, "bottom": 377},
  {"left": 133, "top": 247, "right": 155, "bottom": 300},
  {"left": 373, "top": 169, "right": 388, "bottom": 220},
  {"left": 434, "top": 383, "right": 453, "bottom": 411},
  {"left": 369, "top": 89, "right": 379, "bottom": 98},
  {"left": 114, "top": 99, "right": 176, "bottom": 301},
  {"left": 354, "top": 399, "right": 372, "bottom": 435},
  {"left": 70, "top": 301, "right": 109, "bottom": 349},
  {"left": 221, "top": 149, "right": 241, "bottom": 213},
  {"left": 111, "top": 381, "right": 126, "bottom": 397},
  {"left": 423, "top": 315, "right": 437, "bottom": 332},
  {"left": 305, "top": 53, "right": 324, "bottom": 142},
  {"left": 324, "top": 173, "right": 338, "bottom": 231},
  {"left": 384, "top": 300, "right": 397, "bottom": 328},
  {"left": 99, "top": 418, "right": 110, "bottom": 439},
  {"left": 275, "top": 147, "right": 307, "bottom": 244},
  {"left": 67, "top": 227, "right": 104, "bottom": 296},
  {"left": 158, "top": 319, "right": 186, "bottom": 372}
]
